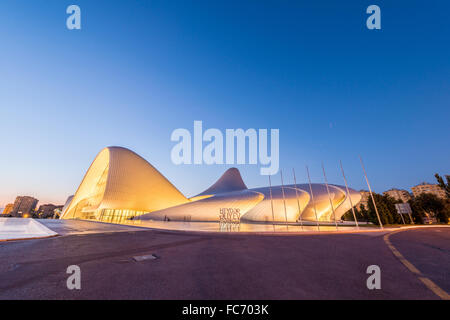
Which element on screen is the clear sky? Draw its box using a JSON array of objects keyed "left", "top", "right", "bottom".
[{"left": 0, "top": 0, "right": 449, "bottom": 207}]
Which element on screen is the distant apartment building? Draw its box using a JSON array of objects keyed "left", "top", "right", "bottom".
[
  {"left": 2, "top": 203, "right": 14, "bottom": 215},
  {"left": 359, "top": 190, "right": 370, "bottom": 209},
  {"left": 383, "top": 188, "right": 412, "bottom": 203},
  {"left": 11, "top": 196, "right": 39, "bottom": 217},
  {"left": 411, "top": 182, "right": 446, "bottom": 199},
  {"left": 37, "top": 204, "right": 64, "bottom": 219}
]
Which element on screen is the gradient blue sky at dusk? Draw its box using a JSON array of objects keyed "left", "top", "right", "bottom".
[{"left": 0, "top": 1, "right": 449, "bottom": 207}]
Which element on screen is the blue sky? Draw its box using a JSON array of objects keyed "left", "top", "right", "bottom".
[{"left": 0, "top": 0, "right": 449, "bottom": 206}]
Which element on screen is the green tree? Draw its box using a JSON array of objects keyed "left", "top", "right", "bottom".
[
  {"left": 343, "top": 193, "right": 402, "bottom": 225},
  {"left": 409, "top": 193, "right": 449, "bottom": 224},
  {"left": 342, "top": 207, "right": 358, "bottom": 222},
  {"left": 435, "top": 173, "right": 450, "bottom": 198},
  {"left": 366, "top": 193, "right": 405, "bottom": 225},
  {"left": 367, "top": 193, "right": 386, "bottom": 225},
  {"left": 342, "top": 204, "right": 368, "bottom": 222},
  {"left": 358, "top": 204, "right": 369, "bottom": 222}
]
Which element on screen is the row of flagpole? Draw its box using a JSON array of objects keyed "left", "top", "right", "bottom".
[{"left": 267, "top": 155, "right": 383, "bottom": 231}]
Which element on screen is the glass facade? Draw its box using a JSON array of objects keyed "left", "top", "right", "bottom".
[{"left": 97, "top": 209, "right": 147, "bottom": 224}]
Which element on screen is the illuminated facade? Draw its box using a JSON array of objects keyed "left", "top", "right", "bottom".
[
  {"left": 60, "top": 147, "right": 188, "bottom": 220},
  {"left": 62, "top": 146, "right": 361, "bottom": 223},
  {"left": 140, "top": 168, "right": 361, "bottom": 223}
]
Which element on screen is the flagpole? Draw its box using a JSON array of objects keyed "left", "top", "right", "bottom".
[
  {"left": 339, "top": 160, "right": 359, "bottom": 229},
  {"left": 306, "top": 166, "right": 320, "bottom": 231},
  {"left": 359, "top": 156, "right": 383, "bottom": 229},
  {"left": 268, "top": 175, "right": 275, "bottom": 232},
  {"left": 322, "top": 162, "right": 338, "bottom": 231},
  {"left": 280, "top": 170, "right": 289, "bottom": 231},
  {"left": 292, "top": 168, "right": 304, "bottom": 230}
]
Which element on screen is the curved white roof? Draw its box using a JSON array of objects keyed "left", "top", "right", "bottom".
[
  {"left": 61, "top": 147, "right": 188, "bottom": 219},
  {"left": 196, "top": 167, "right": 248, "bottom": 196},
  {"left": 62, "top": 146, "right": 362, "bottom": 224}
]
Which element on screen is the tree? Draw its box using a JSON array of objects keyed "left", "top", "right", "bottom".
[
  {"left": 358, "top": 204, "right": 369, "bottom": 222},
  {"left": 408, "top": 198, "right": 425, "bottom": 224},
  {"left": 367, "top": 193, "right": 398, "bottom": 225},
  {"left": 409, "top": 193, "right": 449, "bottom": 224},
  {"left": 343, "top": 193, "right": 402, "bottom": 225},
  {"left": 342, "top": 204, "right": 368, "bottom": 222},
  {"left": 435, "top": 173, "right": 450, "bottom": 199},
  {"left": 342, "top": 207, "right": 358, "bottom": 222}
]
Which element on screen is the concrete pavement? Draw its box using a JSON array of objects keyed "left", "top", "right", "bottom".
[
  {"left": 38, "top": 219, "right": 146, "bottom": 236},
  {"left": 0, "top": 222, "right": 448, "bottom": 299}
]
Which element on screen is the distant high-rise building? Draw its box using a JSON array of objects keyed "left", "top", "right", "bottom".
[
  {"left": 11, "top": 196, "right": 39, "bottom": 217},
  {"left": 37, "top": 204, "right": 64, "bottom": 219},
  {"left": 411, "top": 183, "right": 446, "bottom": 199},
  {"left": 383, "top": 188, "right": 412, "bottom": 203},
  {"left": 2, "top": 203, "right": 14, "bottom": 215}
]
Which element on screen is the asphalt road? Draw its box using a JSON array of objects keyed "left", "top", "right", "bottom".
[{"left": 0, "top": 224, "right": 448, "bottom": 299}]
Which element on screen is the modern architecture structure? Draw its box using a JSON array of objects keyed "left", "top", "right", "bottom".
[
  {"left": 61, "top": 147, "right": 188, "bottom": 221},
  {"left": 383, "top": 188, "right": 412, "bottom": 203},
  {"left": 61, "top": 147, "right": 362, "bottom": 224},
  {"left": 11, "top": 196, "right": 38, "bottom": 217},
  {"left": 61, "top": 195, "right": 74, "bottom": 215},
  {"left": 411, "top": 182, "right": 446, "bottom": 199}
]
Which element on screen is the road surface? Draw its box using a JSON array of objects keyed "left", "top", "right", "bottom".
[{"left": 0, "top": 221, "right": 448, "bottom": 299}]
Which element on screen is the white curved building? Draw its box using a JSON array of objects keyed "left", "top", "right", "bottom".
[
  {"left": 62, "top": 146, "right": 361, "bottom": 224},
  {"left": 60, "top": 147, "right": 188, "bottom": 221}
]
